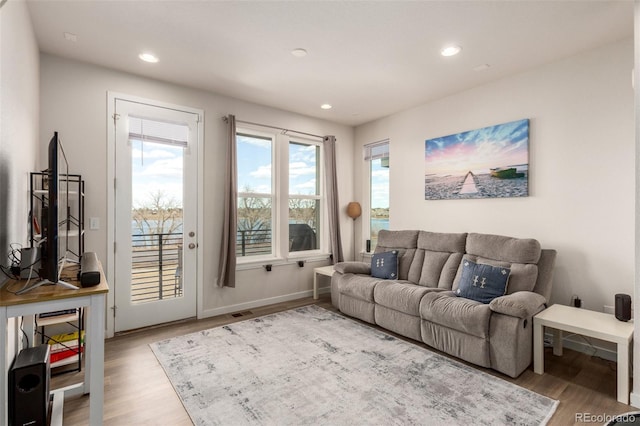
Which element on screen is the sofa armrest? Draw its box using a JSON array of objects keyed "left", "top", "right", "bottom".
[
  {"left": 333, "top": 262, "right": 371, "bottom": 275},
  {"left": 489, "top": 291, "right": 547, "bottom": 319}
]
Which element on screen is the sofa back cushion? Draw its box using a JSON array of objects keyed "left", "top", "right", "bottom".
[
  {"left": 374, "top": 230, "right": 419, "bottom": 280},
  {"left": 408, "top": 231, "right": 467, "bottom": 288},
  {"left": 453, "top": 233, "right": 542, "bottom": 294}
]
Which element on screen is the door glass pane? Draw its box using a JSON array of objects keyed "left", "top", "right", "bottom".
[
  {"left": 370, "top": 156, "right": 389, "bottom": 250},
  {"left": 130, "top": 123, "right": 186, "bottom": 304},
  {"left": 289, "top": 198, "right": 319, "bottom": 252}
]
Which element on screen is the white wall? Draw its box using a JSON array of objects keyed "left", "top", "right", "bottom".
[
  {"left": 632, "top": 2, "right": 640, "bottom": 408},
  {"left": 355, "top": 38, "right": 634, "bottom": 312},
  {"left": 39, "top": 55, "right": 355, "bottom": 323},
  {"left": 0, "top": 0, "right": 40, "bottom": 366}
]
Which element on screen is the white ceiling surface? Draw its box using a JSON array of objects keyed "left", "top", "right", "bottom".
[{"left": 26, "top": 1, "right": 633, "bottom": 127}]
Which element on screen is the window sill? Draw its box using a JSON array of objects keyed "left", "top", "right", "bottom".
[{"left": 236, "top": 253, "right": 332, "bottom": 271}]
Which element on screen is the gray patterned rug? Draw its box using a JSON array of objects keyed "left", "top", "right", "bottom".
[{"left": 150, "top": 305, "right": 557, "bottom": 426}]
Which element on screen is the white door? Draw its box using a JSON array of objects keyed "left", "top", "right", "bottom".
[{"left": 113, "top": 98, "right": 199, "bottom": 332}]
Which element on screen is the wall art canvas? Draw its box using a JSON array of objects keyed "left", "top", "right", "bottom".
[{"left": 425, "top": 118, "right": 529, "bottom": 200}]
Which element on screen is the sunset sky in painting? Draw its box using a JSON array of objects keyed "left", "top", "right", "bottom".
[{"left": 425, "top": 119, "right": 529, "bottom": 176}]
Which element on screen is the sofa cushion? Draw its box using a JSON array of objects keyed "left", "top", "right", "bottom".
[
  {"left": 417, "top": 231, "right": 467, "bottom": 253},
  {"left": 377, "top": 229, "right": 419, "bottom": 248},
  {"left": 414, "top": 251, "right": 465, "bottom": 289},
  {"left": 371, "top": 250, "right": 399, "bottom": 279},
  {"left": 420, "top": 292, "right": 492, "bottom": 338},
  {"left": 375, "top": 230, "right": 419, "bottom": 280},
  {"left": 374, "top": 281, "right": 443, "bottom": 316},
  {"left": 489, "top": 291, "right": 547, "bottom": 319},
  {"left": 455, "top": 232, "right": 541, "bottom": 294},
  {"left": 337, "top": 274, "right": 380, "bottom": 302},
  {"left": 334, "top": 262, "right": 370, "bottom": 275},
  {"left": 455, "top": 259, "right": 510, "bottom": 304},
  {"left": 407, "top": 231, "right": 467, "bottom": 288},
  {"left": 466, "top": 233, "right": 541, "bottom": 264}
]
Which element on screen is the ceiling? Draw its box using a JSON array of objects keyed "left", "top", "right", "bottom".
[{"left": 26, "top": 1, "right": 633, "bottom": 127}]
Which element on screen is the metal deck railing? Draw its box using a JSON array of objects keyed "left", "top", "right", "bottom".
[{"left": 131, "top": 232, "right": 182, "bottom": 303}]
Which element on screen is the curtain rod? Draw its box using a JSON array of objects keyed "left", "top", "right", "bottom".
[{"left": 222, "top": 116, "right": 324, "bottom": 140}]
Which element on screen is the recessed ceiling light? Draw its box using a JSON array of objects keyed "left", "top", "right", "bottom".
[
  {"left": 440, "top": 45, "right": 462, "bottom": 57},
  {"left": 63, "top": 32, "right": 77, "bottom": 42},
  {"left": 291, "top": 48, "right": 308, "bottom": 58},
  {"left": 138, "top": 52, "right": 159, "bottom": 63},
  {"left": 321, "top": 104, "right": 332, "bottom": 110}
]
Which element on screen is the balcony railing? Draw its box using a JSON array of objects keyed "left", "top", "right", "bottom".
[
  {"left": 237, "top": 229, "right": 272, "bottom": 256},
  {"left": 131, "top": 232, "right": 182, "bottom": 303},
  {"left": 236, "top": 224, "right": 317, "bottom": 257},
  {"left": 129, "top": 226, "right": 318, "bottom": 302}
]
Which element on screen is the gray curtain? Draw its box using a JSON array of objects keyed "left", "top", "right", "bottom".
[
  {"left": 323, "top": 136, "right": 344, "bottom": 263},
  {"left": 218, "top": 115, "right": 237, "bottom": 287}
]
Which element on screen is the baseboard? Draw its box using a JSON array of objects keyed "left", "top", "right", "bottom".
[
  {"left": 198, "top": 286, "right": 331, "bottom": 319},
  {"left": 545, "top": 331, "right": 617, "bottom": 362}
]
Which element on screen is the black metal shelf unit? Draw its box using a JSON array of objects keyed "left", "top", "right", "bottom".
[
  {"left": 29, "top": 172, "right": 85, "bottom": 263},
  {"left": 35, "top": 308, "right": 84, "bottom": 374}
]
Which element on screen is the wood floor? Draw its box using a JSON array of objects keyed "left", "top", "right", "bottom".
[{"left": 53, "top": 295, "right": 635, "bottom": 425}]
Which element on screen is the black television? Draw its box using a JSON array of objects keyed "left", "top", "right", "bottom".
[
  {"left": 42, "top": 133, "right": 59, "bottom": 282},
  {"left": 17, "top": 132, "right": 78, "bottom": 294}
]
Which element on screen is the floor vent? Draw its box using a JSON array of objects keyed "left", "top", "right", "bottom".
[{"left": 231, "top": 310, "right": 253, "bottom": 318}]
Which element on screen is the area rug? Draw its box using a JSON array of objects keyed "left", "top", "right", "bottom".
[{"left": 150, "top": 305, "right": 558, "bottom": 426}]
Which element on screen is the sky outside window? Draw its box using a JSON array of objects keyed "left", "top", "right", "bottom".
[
  {"left": 289, "top": 142, "right": 318, "bottom": 196},
  {"left": 371, "top": 158, "right": 389, "bottom": 209},
  {"left": 236, "top": 135, "right": 319, "bottom": 196},
  {"left": 237, "top": 134, "right": 272, "bottom": 193}
]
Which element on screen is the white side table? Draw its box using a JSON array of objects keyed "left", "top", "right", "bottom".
[
  {"left": 533, "top": 304, "right": 634, "bottom": 404},
  {"left": 313, "top": 265, "right": 335, "bottom": 300}
]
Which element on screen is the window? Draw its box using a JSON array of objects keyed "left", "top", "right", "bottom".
[
  {"left": 236, "top": 128, "right": 324, "bottom": 262},
  {"left": 364, "top": 140, "right": 389, "bottom": 251},
  {"left": 236, "top": 132, "right": 274, "bottom": 258},
  {"left": 289, "top": 141, "right": 321, "bottom": 252}
]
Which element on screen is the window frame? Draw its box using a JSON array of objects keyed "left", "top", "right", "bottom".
[
  {"left": 236, "top": 126, "right": 328, "bottom": 267},
  {"left": 236, "top": 127, "right": 278, "bottom": 264},
  {"left": 363, "top": 139, "right": 390, "bottom": 253},
  {"left": 286, "top": 138, "right": 325, "bottom": 259}
]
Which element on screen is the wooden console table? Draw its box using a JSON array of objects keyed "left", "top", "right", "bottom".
[{"left": 0, "top": 264, "right": 108, "bottom": 425}]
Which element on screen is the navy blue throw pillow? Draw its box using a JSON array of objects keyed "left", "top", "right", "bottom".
[
  {"left": 456, "top": 259, "right": 510, "bottom": 304},
  {"left": 371, "top": 250, "right": 399, "bottom": 279}
]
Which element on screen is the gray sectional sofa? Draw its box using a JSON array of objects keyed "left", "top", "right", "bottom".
[{"left": 331, "top": 230, "right": 557, "bottom": 378}]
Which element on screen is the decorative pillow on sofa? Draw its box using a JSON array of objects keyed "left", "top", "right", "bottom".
[
  {"left": 371, "top": 250, "right": 399, "bottom": 279},
  {"left": 455, "top": 259, "right": 510, "bottom": 304}
]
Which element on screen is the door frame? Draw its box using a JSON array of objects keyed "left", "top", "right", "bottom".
[{"left": 106, "top": 92, "right": 204, "bottom": 337}]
